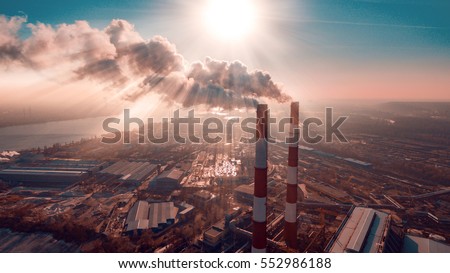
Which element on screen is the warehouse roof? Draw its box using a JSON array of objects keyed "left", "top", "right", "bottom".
[
  {"left": 126, "top": 201, "right": 178, "bottom": 232},
  {"left": 156, "top": 169, "right": 184, "bottom": 181},
  {"left": 402, "top": 235, "right": 450, "bottom": 253},
  {"left": 329, "top": 207, "right": 389, "bottom": 253},
  {"left": 234, "top": 184, "right": 254, "bottom": 195},
  {"left": 0, "top": 168, "right": 86, "bottom": 176},
  {"left": 126, "top": 201, "right": 150, "bottom": 231},
  {"left": 148, "top": 202, "right": 178, "bottom": 229},
  {"left": 101, "top": 161, "right": 157, "bottom": 182}
]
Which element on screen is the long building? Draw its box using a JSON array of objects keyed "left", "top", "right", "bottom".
[
  {"left": 325, "top": 207, "right": 399, "bottom": 253},
  {"left": 100, "top": 161, "right": 157, "bottom": 184},
  {"left": 0, "top": 168, "right": 88, "bottom": 188},
  {"left": 402, "top": 235, "right": 450, "bottom": 253},
  {"left": 304, "top": 181, "right": 351, "bottom": 203},
  {"left": 0, "top": 159, "right": 106, "bottom": 188},
  {"left": 234, "top": 183, "right": 253, "bottom": 205},
  {"left": 36, "top": 159, "right": 107, "bottom": 173}
]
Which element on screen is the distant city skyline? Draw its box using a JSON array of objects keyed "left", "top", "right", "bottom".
[{"left": 1, "top": 0, "right": 449, "bottom": 114}]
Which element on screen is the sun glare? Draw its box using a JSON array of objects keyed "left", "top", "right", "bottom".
[{"left": 203, "top": 0, "right": 257, "bottom": 40}]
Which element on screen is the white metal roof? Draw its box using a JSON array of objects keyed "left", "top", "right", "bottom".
[
  {"left": 126, "top": 201, "right": 177, "bottom": 232},
  {"left": 330, "top": 207, "right": 388, "bottom": 253}
]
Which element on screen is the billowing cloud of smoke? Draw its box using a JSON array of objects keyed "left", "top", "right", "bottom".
[
  {"left": 0, "top": 15, "right": 291, "bottom": 109},
  {"left": 0, "top": 15, "right": 26, "bottom": 63},
  {"left": 188, "top": 58, "right": 291, "bottom": 104}
]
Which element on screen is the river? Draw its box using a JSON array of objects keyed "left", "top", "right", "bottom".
[{"left": 0, "top": 116, "right": 107, "bottom": 151}]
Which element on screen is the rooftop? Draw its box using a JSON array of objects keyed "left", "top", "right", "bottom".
[
  {"left": 178, "top": 202, "right": 194, "bottom": 215},
  {"left": 343, "top": 158, "right": 373, "bottom": 167},
  {"left": 329, "top": 207, "right": 390, "bottom": 253},
  {"left": 101, "top": 161, "right": 157, "bottom": 182},
  {"left": 234, "top": 184, "right": 254, "bottom": 195},
  {"left": 204, "top": 227, "right": 223, "bottom": 239},
  {"left": 157, "top": 169, "right": 184, "bottom": 181},
  {"left": 194, "top": 190, "right": 214, "bottom": 200},
  {"left": 0, "top": 168, "right": 86, "bottom": 176},
  {"left": 126, "top": 201, "right": 178, "bottom": 232},
  {"left": 402, "top": 235, "right": 450, "bottom": 253}
]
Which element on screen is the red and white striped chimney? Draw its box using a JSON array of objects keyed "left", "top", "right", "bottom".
[
  {"left": 252, "top": 104, "right": 268, "bottom": 253},
  {"left": 285, "top": 101, "right": 299, "bottom": 249}
]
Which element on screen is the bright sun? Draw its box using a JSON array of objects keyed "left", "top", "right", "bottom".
[{"left": 203, "top": 0, "right": 257, "bottom": 40}]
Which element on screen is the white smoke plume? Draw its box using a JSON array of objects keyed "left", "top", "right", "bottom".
[{"left": 0, "top": 15, "right": 291, "bottom": 109}]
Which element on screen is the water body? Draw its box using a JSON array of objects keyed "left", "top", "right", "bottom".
[{"left": 0, "top": 117, "right": 106, "bottom": 151}]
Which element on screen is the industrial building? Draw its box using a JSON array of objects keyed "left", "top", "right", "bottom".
[
  {"left": 342, "top": 158, "right": 373, "bottom": 169},
  {"left": 150, "top": 168, "right": 184, "bottom": 191},
  {"left": 0, "top": 168, "right": 88, "bottom": 188},
  {"left": 178, "top": 202, "right": 195, "bottom": 221},
  {"left": 125, "top": 201, "right": 150, "bottom": 232},
  {"left": 100, "top": 161, "right": 157, "bottom": 185},
  {"left": 36, "top": 159, "right": 107, "bottom": 173},
  {"left": 234, "top": 184, "right": 254, "bottom": 205},
  {"left": 125, "top": 201, "right": 178, "bottom": 234},
  {"left": 203, "top": 220, "right": 227, "bottom": 248},
  {"left": 325, "top": 207, "right": 399, "bottom": 253},
  {"left": 192, "top": 190, "right": 217, "bottom": 208},
  {"left": 304, "top": 181, "right": 351, "bottom": 203},
  {"left": 402, "top": 235, "right": 450, "bottom": 253},
  {"left": 0, "top": 159, "right": 106, "bottom": 188},
  {"left": 303, "top": 146, "right": 373, "bottom": 169}
]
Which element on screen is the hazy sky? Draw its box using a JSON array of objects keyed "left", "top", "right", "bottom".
[{"left": 1, "top": 0, "right": 449, "bottom": 110}]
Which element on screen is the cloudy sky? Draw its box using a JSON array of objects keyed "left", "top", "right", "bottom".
[{"left": 1, "top": 0, "right": 449, "bottom": 115}]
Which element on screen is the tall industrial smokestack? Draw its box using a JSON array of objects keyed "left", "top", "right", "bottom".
[
  {"left": 252, "top": 104, "right": 268, "bottom": 253},
  {"left": 285, "top": 101, "right": 299, "bottom": 249}
]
